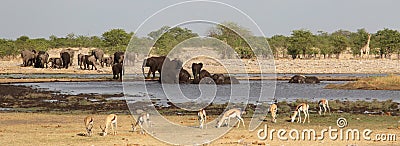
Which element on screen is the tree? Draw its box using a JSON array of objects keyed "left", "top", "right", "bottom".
[
  {"left": 269, "top": 35, "right": 289, "bottom": 58},
  {"left": 288, "top": 30, "right": 315, "bottom": 59},
  {"left": 15, "top": 35, "right": 32, "bottom": 52},
  {"left": 330, "top": 32, "right": 350, "bottom": 59},
  {"left": 208, "top": 22, "right": 254, "bottom": 58},
  {"left": 0, "top": 39, "right": 16, "bottom": 57},
  {"left": 102, "top": 29, "right": 132, "bottom": 47},
  {"left": 315, "top": 31, "right": 333, "bottom": 59},
  {"left": 148, "top": 26, "right": 170, "bottom": 40},
  {"left": 152, "top": 26, "right": 198, "bottom": 55},
  {"left": 375, "top": 28, "right": 400, "bottom": 59},
  {"left": 29, "top": 38, "right": 50, "bottom": 51}
]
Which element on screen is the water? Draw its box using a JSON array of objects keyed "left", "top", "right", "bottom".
[{"left": 11, "top": 80, "right": 400, "bottom": 105}]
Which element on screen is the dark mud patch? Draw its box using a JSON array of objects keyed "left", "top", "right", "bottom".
[{"left": 0, "top": 84, "right": 127, "bottom": 114}]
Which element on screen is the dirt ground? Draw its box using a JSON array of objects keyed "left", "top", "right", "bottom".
[{"left": 0, "top": 112, "right": 399, "bottom": 146}]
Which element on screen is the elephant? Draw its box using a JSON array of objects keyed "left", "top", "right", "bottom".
[
  {"left": 199, "top": 70, "right": 211, "bottom": 80},
  {"left": 60, "top": 48, "right": 75, "bottom": 66},
  {"left": 49, "top": 58, "right": 62, "bottom": 69},
  {"left": 223, "top": 76, "right": 240, "bottom": 84},
  {"left": 142, "top": 56, "right": 168, "bottom": 79},
  {"left": 112, "top": 63, "right": 123, "bottom": 80},
  {"left": 210, "top": 74, "right": 239, "bottom": 84},
  {"left": 34, "top": 51, "right": 49, "bottom": 68},
  {"left": 91, "top": 49, "right": 104, "bottom": 65},
  {"left": 83, "top": 55, "right": 98, "bottom": 70},
  {"left": 192, "top": 63, "right": 203, "bottom": 80},
  {"left": 20, "top": 50, "right": 36, "bottom": 67},
  {"left": 289, "top": 75, "right": 306, "bottom": 83},
  {"left": 124, "top": 52, "right": 137, "bottom": 66},
  {"left": 113, "top": 51, "right": 125, "bottom": 64},
  {"left": 305, "top": 76, "right": 320, "bottom": 83},
  {"left": 212, "top": 74, "right": 225, "bottom": 84},
  {"left": 179, "top": 69, "right": 191, "bottom": 84},
  {"left": 289, "top": 75, "right": 320, "bottom": 84},
  {"left": 159, "top": 59, "right": 183, "bottom": 83},
  {"left": 60, "top": 52, "right": 70, "bottom": 69},
  {"left": 78, "top": 53, "right": 85, "bottom": 68},
  {"left": 193, "top": 70, "right": 212, "bottom": 84},
  {"left": 102, "top": 56, "right": 114, "bottom": 67}
]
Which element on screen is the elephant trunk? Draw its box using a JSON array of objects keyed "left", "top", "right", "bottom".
[{"left": 142, "top": 59, "right": 147, "bottom": 78}]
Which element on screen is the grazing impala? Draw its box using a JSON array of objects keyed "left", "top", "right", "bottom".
[
  {"left": 198, "top": 109, "right": 206, "bottom": 129},
  {"left": 269, "top": 104, "right": 278, "bottom": 123},
  {"left": 291, "top": 103, "right": 310, "bottom": 123},
  {"left": 132, "top": 112, "right": 150, "bottom": 134},
  {"left": 216, "top": 108, "right": 245, "bottom": 128},
  {"left": 318, "top": 99, "right": 331, "bottom": 115},
  {"left": 100, "top": 114, "right": 117, "bottom": 136},
  {"left": 84, "top": 116, "right": 94, "bottom": 136}
]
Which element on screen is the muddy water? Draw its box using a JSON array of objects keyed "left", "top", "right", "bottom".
[{"left": 12, "top": 79, "right": 400, "bottom": 105}]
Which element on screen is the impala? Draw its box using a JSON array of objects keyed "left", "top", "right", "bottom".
[
  {"left": 198, "top": 109, "right": 206, "bottom": 129},
  {"left": 132, "top": 112, "right": 150, "bottom": 134},
  {"left": 216, "top": 108, "right": 245, "bottom": 128},
  {"left": 269, "top": 104, "right": 278, "bottom": 123},
  {"left": 84, "top": 116, "right": 94, "bottom": 136},
  {"left": 291, "top": 103, "right": 310, "bottom": 123},
  {"left": 318, "top": 99, "right": 331, "bottom": 115},
  {"left": 100, "top": 114, "right": 117, "bottom": 136}
]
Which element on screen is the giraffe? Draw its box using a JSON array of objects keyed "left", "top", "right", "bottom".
[{"left": 360, "top": 33, "right": 371, "bottom": 58}]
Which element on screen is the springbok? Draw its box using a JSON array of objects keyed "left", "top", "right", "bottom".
[
  {"left": 216, "top": 108, "right": 245, "bottom": 128},
  {"left": 84, "top": 116, "right": 94, "bottom": 136},
  {"left": 269, "top": 104, "right": 278, "bottom": 123},
  {"left": 100, "top": 114, "right": 117, "bottom": 136},
  {"left": 291, "top": 103, "right": 310, "bottom": 123},
  {"left": 132, "top": 112, "right": 150, "bottom": 134},
  {"left": 318, "top": 99, "right": 331, "bottom": 115},
  {"left": 198, "top": 109, "right": 206, "bottom": 129}
]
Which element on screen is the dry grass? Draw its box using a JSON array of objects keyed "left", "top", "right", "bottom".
[
  {"left": 325, "top": 75, "right": 400, "bottom": 90},
  {"left": 0, "top": 112, "right": 399, "bottom": 146}
]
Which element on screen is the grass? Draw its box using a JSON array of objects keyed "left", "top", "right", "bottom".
[{"left": 325, "top": 75, "right": 400, "bottom": 90}]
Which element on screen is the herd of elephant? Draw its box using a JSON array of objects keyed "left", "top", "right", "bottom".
[
  {"left": 20, "top": 49, "right": 320, "bottom": 84},
  {"left": 20, "top": 48, "right": 126, "bottom": 80},
  {"left": 141, "top": 56, "right": 321, "bottom": 84},
  {"left": 142, "top": 56, "right": 239, "bottom": 84}
]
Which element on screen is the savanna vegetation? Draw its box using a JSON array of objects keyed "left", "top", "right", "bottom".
[
  {"left": 1, "top": 22, "right": 400, "bottom": 59},
  {"left": 325, "top": 75, "right": 400, "bottom": 90}
]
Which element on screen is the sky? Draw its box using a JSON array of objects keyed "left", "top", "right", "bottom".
[{"left": 1, "top": 0, "right": 399, "bottom": 39}]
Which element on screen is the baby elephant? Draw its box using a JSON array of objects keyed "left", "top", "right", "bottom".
[
  {"left": 112, "top": 63, "right": 123, "bottom": 80},
  {"left": 49, "top": 58, "right": 63, "bottom": 69}
]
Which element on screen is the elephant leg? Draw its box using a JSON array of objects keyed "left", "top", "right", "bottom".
[
  {"left": 152, "top": 71, "right": 156, "bottom": 79},
  {"left": 147, "top": 70, "right": 152, "bottom": 79}
]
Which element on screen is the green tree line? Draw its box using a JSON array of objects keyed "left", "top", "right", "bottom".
[{"left": 1, "top": 23, "right": 400, "bottom": 59}]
